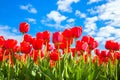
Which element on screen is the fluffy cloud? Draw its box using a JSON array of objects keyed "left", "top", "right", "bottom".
[
  {"left": 20, "top": 4, "right": 37, "bottom": 14},
  {"left": 57, "top": 0, "right": 79, "bottom": 12},
  {"left": 41, "top": 11, "right": 68, "bottom": 29},
  {"left": 41, "top": 11, "right": 76, "bottom": 29},
  {"left": 0, "top": 25, "right": 22, "bottom": 44},
  {"left": 95, "top": 26, "right": 120, "bottom": 44},
  {"left": 85, "top": 0, "right": 120, "bottom": 45},
  {"left": 25, "top": 18, "right": 36, "bottom": 24},
  {"left": 47, "top": 11, "right": 67, "bottom": 24},
  {"left": 66, "top": 18, "right": 75, "bottom": 23},
  {"left": 97, "top": 0, "right": 120, "bottom": 27},
  {"left": 75, "top": 10, "right": 86, "bottom": 18},
  {"left": 87, "top": 0, "right": 102, "bottom": 4},
  {"left": 84, "top": 16, "right": 98, "bottom": 35}
]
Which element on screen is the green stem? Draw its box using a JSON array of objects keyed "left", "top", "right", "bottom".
[
  {"left": 116, "top": 60, "right": 118, "bottom": 80},
  {"left": 57, "top": 45, "right": 62, "bottom": 80},
  {"left": 44, "top": 42, "right": 47, "bottom": 58},
  {"left": 21, "top": 33, "right": 24, "bottom": 42},
  {"left": 38, "top": 50, "right": 41, "bottom": 62},
  {"left": 8, "top": 53, "right": 11, "bottom": 80},
  {"left": 58, "top": 58, "right": 62, "bottom": 80}
]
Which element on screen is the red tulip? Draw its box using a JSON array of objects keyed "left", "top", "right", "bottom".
[
  {"left": 105, "top": 40, "right": 114, "bottom": 50},
  {"left": 59, "top": 41, "right": 67, "bottom": 50},
  {"left": 57, "top": 40, "right": 68, "bottom": 50},
  {"left": 105, "top": 40, "right": 112, "bottom": 49},
  {"left": 98, "top": 50, "right": 108, "bottom": 63},
  {"left": 94, "top": 49, "right": 100, "bottom": 56},
  {"left": 24, "top": 34, "right": 33, "bottom": 44},
  {"left": 40, "top": 50, "right": 44, "bottom": 58},
  {"left": 0, "top": 53, "right": 3, "bottom": 61},
  {"left": 62, "top": 28, "right": 72, "bottom": 39},
  {"left": 0, "top": 48, "right": 4, "bottom": 54},
  {"left": 13, "top": 46, "right": 20, "bottom": 53},
  {"left": 32, "top": 38, "right": 43, "bottom": 50},
  {"left": 76, "top": 40, "right": 88, "bottom": 51},
  {"left": 100, "top": 50, "right": 107, "bottom": 57},
  {"left": 90, "top": 40, "right": 98, "bottom": 50},
  {"left": 30, "top": 50, "right": 39, "bottom": 61},
  {"left": 71, "top": 26, "right": 82, "bottom": 38},
  {"left": 71, "top": 48, "right": 76, "bottom": 57},
  {"left": 50, "top": 50, "right": 59, "bottom": 61},
  {"left": 0, "top": 36, "right": 5, "bottom": 47},
  {"left": 43, "top": 30, "right": 50, "bottom": 44},
  {"left": 52, "top": 31, "right": 63, "bottom": 45},
  {"left": 81, "top": 36, "right": 90, "bottom": 43},
  {"left": 47, "top": 43, "right": 53, "bottom": 51},
  {"left": 19, "top": 22, "right": 30, "bottom": 33},
  {"left": 20, "top": 41, "right": 31, "bottom": 54},
  {"left": 113, "top": 42, "right": 120, "bottom": 51},
  {"left": 58, "top": 38, "right": 72, "bottom": 50},
  {"left": 114, "top": 52, "right": 120, "bottom": 60},
  {"left": 0, "top": 48, "right": 3, "bottom": 61},
  {"left": 88, "top": 36, "right": 94, "bottom": 44},
  {"left": 36, "top": 32, "right": 43, "bottom": 40},
  {"left": 5, "top": 39, "right": 17, "bottom": 50},
  {"left": 105, "top": 40, "right": 120, "bottom": 50},
  {"left": 82, "top": 36, "right": 98, "bottom": 50},
  {"left": 107, "top": 51, "right": 112, "bottom": 59}
]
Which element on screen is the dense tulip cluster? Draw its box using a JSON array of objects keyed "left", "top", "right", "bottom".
[{"left": 0, "top": 22, "right": 120, "bottom": 80}]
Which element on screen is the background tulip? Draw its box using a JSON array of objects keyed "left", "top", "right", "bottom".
[
  {"left": 4, "top": 39, "right": 17, "bottom": 50},
  {"left": 20, "top": 41, "right": 31, "bottom": 54},
  {"left": 0, "top": 36, "right": 5, "bottom": 47},
  {"left": 32, "top": 38, "right": 43, "bottom": 50},
  {"left": 23, "top": 34, "right": 33, "bottom": 44},
  {"left": 52, "top": 31, "right": 63, "bottom": 45}
]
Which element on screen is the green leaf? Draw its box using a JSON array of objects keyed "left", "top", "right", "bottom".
[
  {"left": 39, "top": 65, "right": 55, "bottom": 80},
  {"left": 32, "top": 70, "right": 36, "bottom": 77}
]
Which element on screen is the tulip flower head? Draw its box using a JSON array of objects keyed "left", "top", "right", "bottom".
[
  {"left": 19, "top": 22, "right": 30, "bottom": 33},
  {"left": 20, "top": 41, "right": 31, "bottom": 54}
]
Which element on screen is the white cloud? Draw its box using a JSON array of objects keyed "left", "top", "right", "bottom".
[
  {"left": 0, "top": 25, "right": 22, "bottom": 44},
  {"left": 88, "top": 0, "right": 120, "bottom": 27},
  {"left": 0, "top": 25, "right": 11, "bottom": 30},
  {"left": 95, "top": 26, "right": 120, "bottom": 44},
  {"left": 41, "top": 11, "right": 76, "bottom": 29},
  {"left": 42, "top": 23, "right": 72, "bottom": 29},
  {"left": 84, "top": 16, "right": 98, "bottom": 35},
  {"left": 20, "top": 4, "right": 37, "bottom": 14},
  {"left": 57, "top": 0, "right": 79, "bottom": 12},
  {"left": 75, "top": 10, "right": 86, "bottom": 18},
  {"left": 41, "top": 10, "right": 77, "bottom": 29},
  {"left": 12, "top": 28, "right": 18, "bottom": 33},
  {"left": 96, "top": 0, "right": 120, "bottom": 27},
  {"left": 94, "top": 36, "right": 105, "bottom": 43},
  {"left": 85, "top": 0, "right": 120, "bottom": 46},
  {"left": 47, "top": 11, "right": 67, "bottom": 24},
  {"left": 97, "top": 26, "right": 115, "bottom": 37},
  {"left": 25, "top": 18, "right": 36, "bottom": 24},
  {"left": 66, "top": 18, "right": 75, "bottom": 23},
  {"left": 87, "top": 0, "right": 102, "bottom": 4}
]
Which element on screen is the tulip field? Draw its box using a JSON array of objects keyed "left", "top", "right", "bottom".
[{"left": 0, "top": 22, "right": 120, "bottom": 80}]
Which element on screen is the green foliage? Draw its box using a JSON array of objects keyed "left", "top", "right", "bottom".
[{"left": 0, "top": 53, "right": 119, "bottom": 80}]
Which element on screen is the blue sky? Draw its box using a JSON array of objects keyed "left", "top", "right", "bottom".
[{"left": 0, "top": 0, "right": 120, "bottom": 49}]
